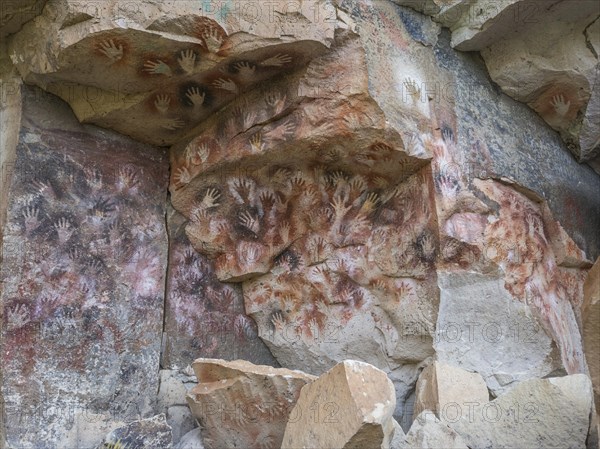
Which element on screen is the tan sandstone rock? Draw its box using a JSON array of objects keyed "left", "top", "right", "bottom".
[
  {"left": 413, "top": 361, "right": 488, "bottom": 422},
  {"left": 186, "top": 358, "right": 315, "bottom": 449},
  {"left": 281, "top": 360, "right": 397, "bottom": 449}
]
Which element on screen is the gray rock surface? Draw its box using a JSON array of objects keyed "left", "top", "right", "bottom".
[
  {"left": 177, "top": 428, "right": 205, "bottom": 449},
  {"left": 0, "top": 84, "right": 169, "bottom": 448},
  {"left": 97, "top": 414, "right": 173, "bottom": 449},
  {"left": 449, "top": 374, "right": 594, "bottom": 449},
  {"left": 397, "top": 411, "right": 468, "bottom": 449},
  {"left": 434, "top": 271, "right": 563, "bottom": 395}
]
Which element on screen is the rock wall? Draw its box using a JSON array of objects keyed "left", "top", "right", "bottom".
[
  {"left": 1, "top": 0, "right": 599, "bottom": 447},
  {"left": 396, "top": 0, "right": 600, "bottom": 170},
  {"left": 0, "top": 85, "right": 168, "bottom": 446},
  {"left": 166, "top": 0, "right": 599, "bottom": 423},
  {"left": 162, "top": 206, "right": 277, "bottom": 369}
]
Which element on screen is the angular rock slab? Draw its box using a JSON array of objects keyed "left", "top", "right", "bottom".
[
  {"left": 162, "top": 206, "right": 277, "bottom": 369},
  {"left": 413, "top": 361, "right": 488, "bottom": 421},
  {"left": 186, "top": 358, "right": 316, "bottom": 449},
  {"left": 7, "top": 0, "right": 335, "bottom": 145},
  {"left": 169, "top": 29, "right": 430, "bottom": 280},
  {"left": 281, "top": 360, "right": 397, "bottom": 449},
  {"left": 479, "top": 2, "right": 599, "bottom": 165},
  {"left": 434, "top": 271, "right": 564, "bottom": 396},
  {"left": 396, "top": 411, "right": 468, "bottom": 449},
  {"left": 0, "top": 85, "right": 169, "bottom": 447},
  {"left": 449, "top": 374, "right": 594, "bottom": 449}
]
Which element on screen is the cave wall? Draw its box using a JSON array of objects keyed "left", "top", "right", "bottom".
[
  {"left": 0, "top": 0, "right": 598, "bottom": 447},
  {"left": 0, "top": 85, "right": 169, "bottom": 446}
]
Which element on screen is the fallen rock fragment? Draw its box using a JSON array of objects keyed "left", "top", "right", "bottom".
[
  {"left": 186, "top": 358, "right": 315, "bottom": 449},
  {"left": 281, "top": 360, "right": 397, "bottom": 449},
  {"left": 177, "top": 428, "right": 204, "bottom": 449},
  {"left": 413, "top": 361, "right": 489, "bottom": 422},
  {"left": 395, "top": 411, "right": 468, "bottom": 449},
  {"left": 449, "top": 374, "right": 594, "bottom": 449}
]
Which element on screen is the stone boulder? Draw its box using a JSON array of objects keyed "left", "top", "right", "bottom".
[
  {"left": 186, "top": 358, "right": 316, "bottom": 449},
  {"left": 177, "top": 428, "right": 204, "bottom": 449},
  {"left": 448, "top": 374, "right": 594, "bottom": 449},
  {"left": 413, "top": 361, "right": 489, "bottom": 421},
  {"left": 396, "top": 411, "right": 468, "bottom": 449},
  {"left": 281, "top": 360, "right": 397, "bottom": 449}
]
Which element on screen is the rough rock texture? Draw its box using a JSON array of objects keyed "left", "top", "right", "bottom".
[
  {"left": 157, "top": 369, "right": 199, "bottom": 444},
  {"left": 397, "top": 411, "right": 468, "bottom": 449},
  {"left": 0, "top": 0, "right": 46, "bottom": 38},
  {"left": 397, "top": 0, "right": 600, "bottom": 168},
  {"left": 413, "top": 361, "right": 489, "bottom": 421},
  {"left": 479, "top": 2, "right": 600, "bottom": 167},
  {"left": 177, "top": 428, "right": 205, "bottom": 449},
  {"left": 7, "top": 0, "right": 335, "bottom": 146},
  {"left": 168, "top": 0, "right": 599, "bottom": 413},
  {"left": 97, "top": 414, "right": 173, "bottom": 449},
  {"left": 390, "top": 420, "right": 406, "bottom": 449},
  {"left": 162, "top": 206, "right": 277, "bottom": 370},
  {"left": 0, "top": 39, "right": 22, "bottom": 232},
  {"left": 169, "top": 20, "right": 438, "bottom": 423},
  {"left": 1, "top": 0, "right": 600, "bottom": 447},
  {"left": 186, "top": 358, "right": 315, "bottom": 449},
  {"left": 0, "top": 85, "right": 168, "bottom": 447},
  {"left": 430, "top": 30, "right": 598, "bottom": 395},
  {"left": 434, "top": 271, "right": 564, "bottom": 395},
  {"left": 281, "top": 360, "right": 397, "bottom": 449},
  {"left": 583, "top": 258, "right": 600, "bottom": 414},
  {"left": 449, "top": 374, "right": 594, "bottom": 449}
]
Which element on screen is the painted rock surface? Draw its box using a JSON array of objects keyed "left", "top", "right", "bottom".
[{"left": 0, "top": 85, "right": 169, "bottom": 447}]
